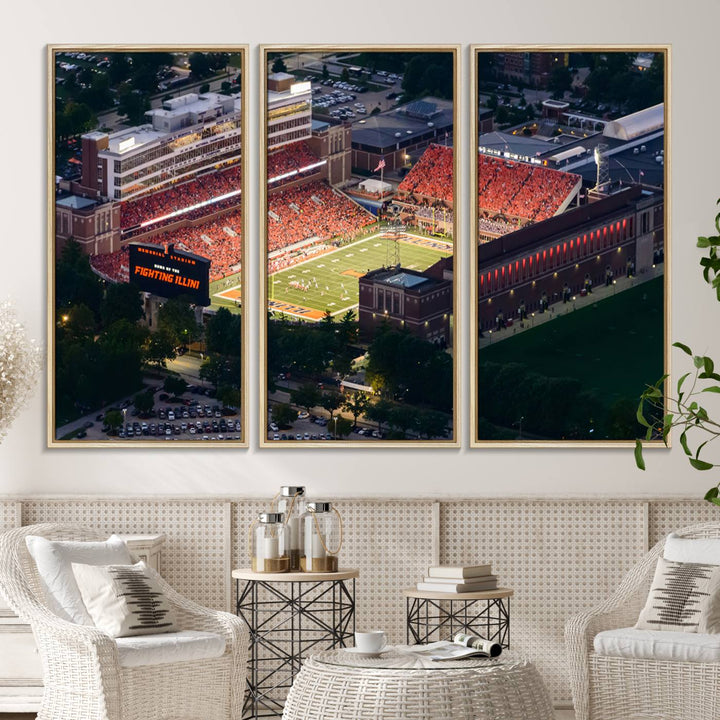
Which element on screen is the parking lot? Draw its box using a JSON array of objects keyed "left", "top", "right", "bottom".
[
  {"left": 266, "top": 405, "right": 381, "bottom": 443},
  {"left": 310, "top": 73, "right": 403, "bottom": 121},
  {"left": 67, "top": 388, "right": 241, "bottom": 442}
]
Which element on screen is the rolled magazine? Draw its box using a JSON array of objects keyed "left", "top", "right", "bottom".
[
  {"left": 406, "top": 633, "right": 502, "bottom": 661},
  {"left": 453, "top": 632, "right": 502, "bottom": 658}
]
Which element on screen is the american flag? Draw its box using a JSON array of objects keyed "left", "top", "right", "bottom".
[{"left": 374, "top": 158, "right": 386, "bottom": 172}]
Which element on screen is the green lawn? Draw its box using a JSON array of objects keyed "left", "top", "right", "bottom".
[
  {"left": 267, "top": 233, "right": 452, "bottom": 318},
  {"left": 480, "top": 276, "right": 665, "bottom": 405}
]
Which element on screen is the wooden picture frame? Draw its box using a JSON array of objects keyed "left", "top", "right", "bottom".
[
  {"left": 470, "top": 45, "right": 670, "bottom": 447},
  {"left": 259, "top": 45, "right": 460, "bottom": 447},
  {"left": 48, "top": 45, "right": 248, "bottom": 447}
]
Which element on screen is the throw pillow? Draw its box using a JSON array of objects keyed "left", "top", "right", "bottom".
[
  {"left": 25, "top": 534, "right": 133, "bottom": 625},
  {"left": 71, "top": 560, "right": 178, "bottom": 638},
  {"left": 664, "top": 532, "right": 720, "bottom": 565},
  {"left": 636, "top": 557, "right": 720, "bottom": 633}
]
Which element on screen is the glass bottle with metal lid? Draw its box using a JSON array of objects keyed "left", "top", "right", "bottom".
[
  {"left": 276, "top": 486, "right": 306, "bottom": 571},
  {"left": 301, "top": 501, "right": 343, "bottom": 573},
  {"left": 251, "top": 512, "right": 290, "bottom": 573}
]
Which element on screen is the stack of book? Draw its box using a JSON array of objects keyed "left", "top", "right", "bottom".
[{"left": 416, "top": 564, "right": 498, "bottom": 593}]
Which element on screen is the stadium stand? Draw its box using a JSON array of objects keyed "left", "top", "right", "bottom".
[
  {"left": 267, "top": 181, "right": 374, "bottom": 252},
  {"left": 267, "top": 141, "right": 320, "bottom": 183},
  {"left": 91, "top": 208, "right": 243, "bottom": 284},
  {"left": 397, "top": 144, "right": 453, "bottom": 205},
  {"left": 477, "top": 154, "right": 579, "bottom": 223},
  {"left": 119, "top": 165, "right": 242, "bottom": 231}
]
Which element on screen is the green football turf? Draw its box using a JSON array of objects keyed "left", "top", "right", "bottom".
[
  {"left": 478, "top": 275, "right": 665, "bottom": 403},
  {"left": 210, "top": 272, "right": 243, "bottom": 312},
  {"left": 267, "top": 233, "right": 452, "bottom": 318}
]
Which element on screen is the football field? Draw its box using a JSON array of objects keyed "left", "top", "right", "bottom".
[
  {"left": 211, "top": 272, "right": 243, "bottom": 312},
  {"left": 266, "top": 233, "right": 452, "bottom": 320}
]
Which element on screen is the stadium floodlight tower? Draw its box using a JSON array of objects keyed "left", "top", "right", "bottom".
[
  {"left": 593, "top": 143, "right": 610, "bottom": 194},
  {"left": 385, "top": 229, "right": 401, "bottom": 269}
]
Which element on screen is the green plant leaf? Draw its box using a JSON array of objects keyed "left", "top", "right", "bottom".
[
  {"left": 696, "top": 440, "right": 710, "bottom": 460},
  {"left": 698, "top": 236, "right": 712, "bottom": 248},
  {"left": 698, "top": 372, "right": 720, "bottom": 381},
  {"left": 708, "top": 496, "right": 720, "bottom": 508},
  {"left": 636, "top": 401, "right": 651, "bottom": 428},
  {"left": 705, "top": 487, "right": 720, "bottom": 501},
  {"left": 701, "top": 386, "right": 720, "bottom": 393},
  {"left": 679, "top": 430, "right": 691, "bottom": 456},
  {"left": 704, "top": 357, "right": 715, "bottom": 375},
  {"left": 694, "top": 355, "right": 705, "bottom": 369},
  {"left": 695, "top": 407, "right": 709, "bottom": 422},
  {"left": 662, "top": 413, "right": 673, "bottom": 443},
  {"left": 634, "top": 439, "right": 646, "bottom": 471},
  {"left": 689, "top": 458, "right": 714, "bottom": 471},
  {"left": 677, "top": 372, "right": 691, "bottom": 394},
  {"left": 673, "top": 342, "right": 693, "bottom": 356}
]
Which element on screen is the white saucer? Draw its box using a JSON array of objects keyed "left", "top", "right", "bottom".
[{"left": 343, "top": 647, "right": 390, "bottom": 657}]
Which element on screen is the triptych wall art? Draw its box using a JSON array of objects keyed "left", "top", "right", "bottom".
[{"left": 48, "top": 44, "right": 668, "bottom": 448}]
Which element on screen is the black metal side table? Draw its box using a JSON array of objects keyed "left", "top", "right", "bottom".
[
  {"left": 404, "top": 587, "right": 513, "bottom": 648},
  {"left": 233, "top": 568, "right": 359, "bottom": 719}
]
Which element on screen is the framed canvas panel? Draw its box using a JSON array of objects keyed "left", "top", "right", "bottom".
[
  {"left": 48, "top": 45, "right": 248, "bottom": 446},
  {"left": 260, "top": 46, "right": 459, "bottom": 447},
  {"left": 470, "top": 45, "right": 670, "bottom": 446}
]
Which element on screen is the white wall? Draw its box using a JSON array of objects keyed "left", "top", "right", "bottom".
[{"left": 1, "top": 0, "right": 718, "bottom": 498}]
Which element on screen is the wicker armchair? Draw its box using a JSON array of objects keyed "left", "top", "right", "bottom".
[
  {"left": 565, "top": 521, "right": 720, "bottom": 720},
  {"left": 0, "top": 523, "right": 248, "bottom": 720}
]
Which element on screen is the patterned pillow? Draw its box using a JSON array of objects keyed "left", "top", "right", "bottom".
[
  {"left": 71, "top": 561, "right": 178, "bottom": 638},
  {"left": 635, "top": 557, "right": 720, "bottom": 633}
]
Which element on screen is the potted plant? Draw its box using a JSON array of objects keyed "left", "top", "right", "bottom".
[{"left": 635, "top": 200, "right": 720, "bottom": 506}]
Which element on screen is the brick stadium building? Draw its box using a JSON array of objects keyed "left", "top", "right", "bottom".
[
  {"left": 55, "top": 195, "right": 120, "bottom": 257},
  {"left": 80, "top": 92, "right": 242, "bottom": 202},
  {"left": 358, "top": 257, "right": 453, "bottom": 347},
  {"left": 477, "top": 185, "right": 664, "bottom": 331},
  {"left": 266, "top": 73, "right": 353, "bottom": 189},
  {"left": 57, "top": 91, "right": 244, "bottom": 257}
]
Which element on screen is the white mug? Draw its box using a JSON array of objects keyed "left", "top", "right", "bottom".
[{"left": 354, "top": 630, "right": 387, "bottom": 654}]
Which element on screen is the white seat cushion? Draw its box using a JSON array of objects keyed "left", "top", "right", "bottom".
[
  {"left": 595, "top": 627, "right": 720, "bottom": 663},
  {"left": 664, "top": 532, "right": 720, "bottom": 565},
  {"left": 115, "top": 630, "right": 226, "bottom": 668}
]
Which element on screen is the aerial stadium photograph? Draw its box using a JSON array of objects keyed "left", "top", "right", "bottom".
[
  {"left": 471, "top": 47, "right": 668, "bottom": 445},
  {"left": 50, "top": 46, "right": 247, "bottom": 445},
  {"left": 260, "top": 47, "right": 458, "bottom": 446}
]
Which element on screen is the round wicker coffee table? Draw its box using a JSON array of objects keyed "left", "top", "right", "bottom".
[{"left": 282, "top": 647, "right": 554, "bottom": 720}]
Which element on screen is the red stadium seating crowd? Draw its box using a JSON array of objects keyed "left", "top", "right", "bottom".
[
  {"left": 267, "top": 142, "right": 319, "bottom": 183},
  {"left": 120, "top": 165, "right": 243, "bottom": 231},
  {"left": 397, "top": 144, "right": 454, "bottom": 205},
  {"left": 477, "top": 154, "right": 579, "bottom": 223},
  {"left": 91, "top": 208, "right": 243, "bottom": 285},
  {"left": 267, "top": 181, "right": 374, "bottom": 253}
]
